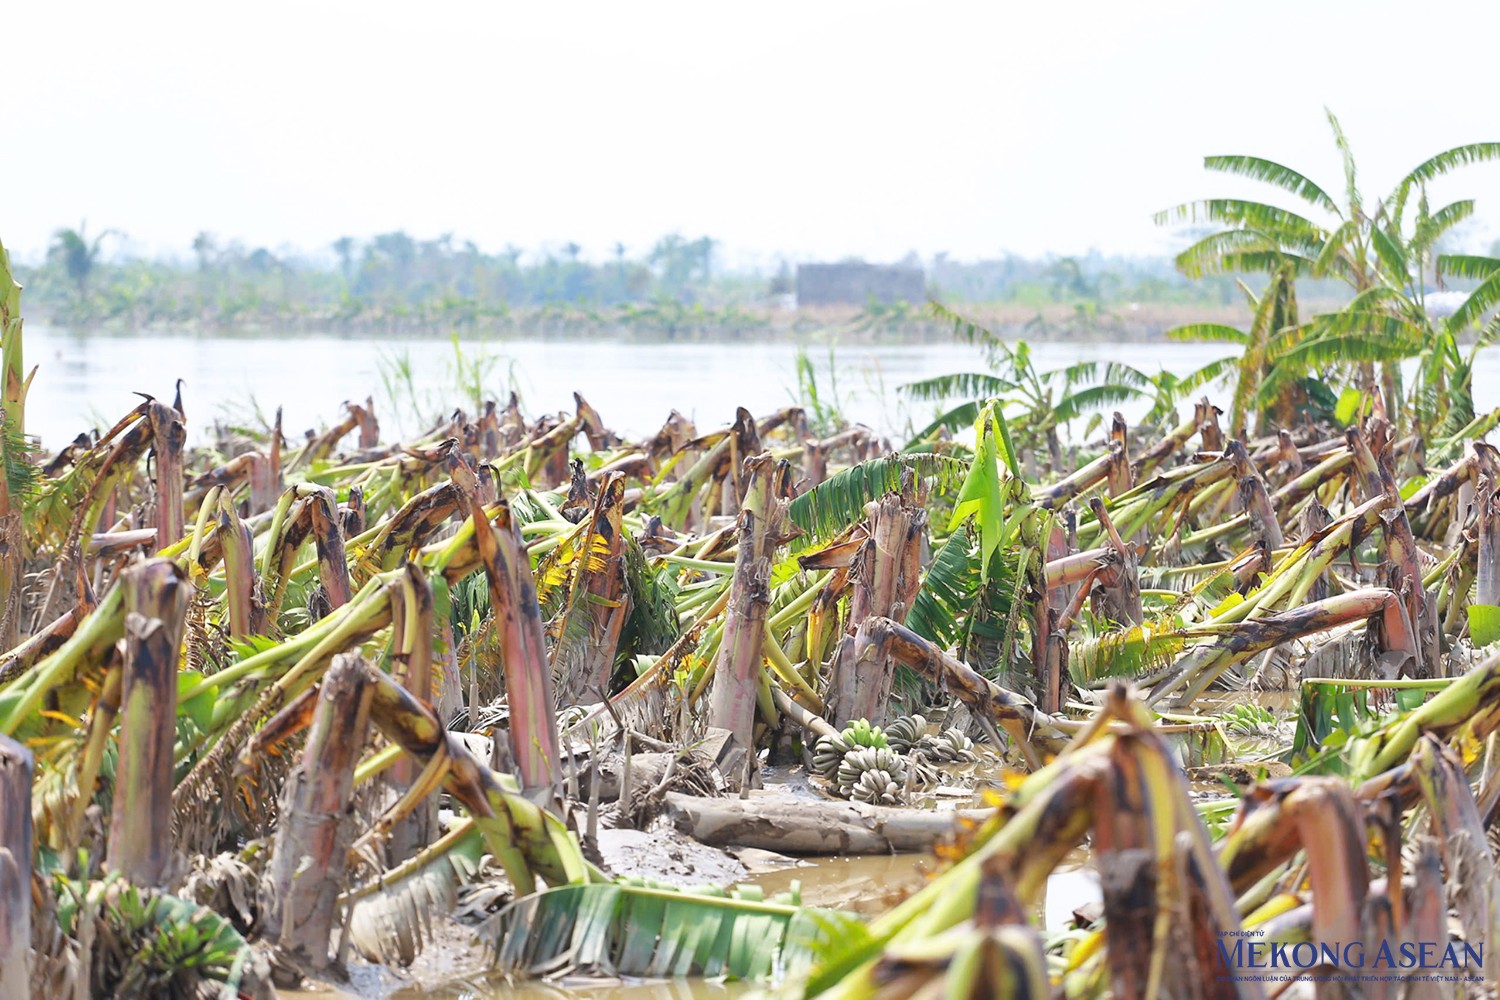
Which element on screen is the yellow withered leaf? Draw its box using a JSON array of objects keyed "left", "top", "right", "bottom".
[
  {"left": 1456, "top": 726, "right": 1484, "bottom": 767},
  {"left": 1208, "top": 591, "right": 1245, "bottom": 617},
  {"left": 39, "top": 709, "right": 83, "bottom": 728}
]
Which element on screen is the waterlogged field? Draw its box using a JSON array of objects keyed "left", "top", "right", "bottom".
[
  {"left": 11, "top": 311, "right": 1500, "bottom": 998},
  {"left": 287, "top": 854, "right": 1100, "bottom": 998}
]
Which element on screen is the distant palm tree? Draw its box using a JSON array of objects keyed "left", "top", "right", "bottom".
[
  {"left": 612, "top": 241, "right": 628, "bottom": 271},
  {"left": 48, "top": 222, "right": 115, "bottom": 302},
  {"left": 331, "top": 237, "right": 356, "bottom": 285},
  {"left": 191, "top": 231, "right": 217, "bottom": 272},
  {"left": 246, "top": 248, "right": 279, "bottom": 274}
]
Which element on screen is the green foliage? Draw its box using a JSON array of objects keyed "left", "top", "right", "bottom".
[
  {"left": 447, "top": 570, "right": 492, "bottom": 640},
  {"left": 1468, "top": 605, "right": 1500, "bottom": 647},
  {"left": 1044, "top": 383, "right": 1146, "bottom": 425},
  {"left": 1069, "top": 624, "right": 1185, "bottom": 686},
  {"left": 486, "top": 877, "right": 854, "bottom": 981},
  {"left": 53, "top": 872, "right": 259, "bottom": 999},
  {"left": 901, "top": 371, "right": 1015, "bottom": 403},
  {"left": 1, "top": 235, "right": 36, "bottom": 506},
  {"left": 905, "top": 526, "right": 983, "bottom": 649},
  {"left": 1155, "top": 199, "right": 1325, "bottom": 249},
  {"left": 2, "top": 408, "right": 39, "bottom": 502},
  {"left": 891, "top": 385, "right": 1051, "bottom": 674},
  {"left": 1395, "top": 142, "right": 1500, "bottom": 215},
  {"left": 948, "top": 401, "right": 1025, "bottom": 582},
  {"left": 619, "top": 535, "right": 682, "bottom": 662},
  {"left": 909, "top": 303, "right": 1217, "bottom": 455},
  {"left": 787, "top": 453, "right": 968, "bottom": 547},
  {"left": 905, "top": 518, "right": 1030, "bottom": 672},
  {"left": 1436, "top": 254, "right": 1500, "bottom": 281},
  {"left": 1200, "top": 155, "right": 1338, "bottom": 214},
  {"left": 1158, "top": 110, "right": 1500, "bottom": 434},
  {"left": 1441, "top": 264, "right": 1500, "bottom": 334},
  {"left": 1291, "top": 681, "right": 1430, "bottom": 768},
  {"left": 1165, "top": 323, "right": 1246, "bottom": 345},
  {"left": 790, "top": 346, "right": 848, "bottom": 437}
]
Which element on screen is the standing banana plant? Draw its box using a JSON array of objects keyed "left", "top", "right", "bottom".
[
  {"left": 906, "top": 302, "right": 1235, "bottom": 460},
  {"left": 1157, "top": 108, "right": 1500, "bottom": 433},
  {"left": 1166, "top": 259, "right": 1301, "bottom": 437},
  {"left": 0, "top": 238, "right": 31, "bottom": 653}
]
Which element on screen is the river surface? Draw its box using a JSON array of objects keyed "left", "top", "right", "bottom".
[
  {"left": 15, "top": 324, "right": 1403, "bottom": 451},
  {"left": 26, "top": 325, "right": 1500, "bottom": 451}
]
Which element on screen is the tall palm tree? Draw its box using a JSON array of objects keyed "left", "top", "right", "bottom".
[
  {"left": 1156, "top": 110, "right": 1500, "bottom": 432},
  {"left": 48, "top": 222, "right": 115, "bottom": 303},
  {"left": 191, "top": 231, "right": 217, "bottom": 271},
  {"left": 331, "top": 236, "right": 356, "bottom": 286}
]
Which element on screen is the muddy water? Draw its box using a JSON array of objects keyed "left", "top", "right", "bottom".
[
  {"left": 386, "top": 979, "right": 751, "bottom": 999},
  {"left": 287, "top": 853, "right": 1099, "bottom": 999},
  {"left": 289, "top": 978, "right": 750, "bottom": 999},
  {"left": 747, "top": 851, "right": 1098, "bottom": 931}
]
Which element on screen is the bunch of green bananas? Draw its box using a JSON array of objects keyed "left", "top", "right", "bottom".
[
  {"left": 882, "top": 713, "right": 928, "bottom": 754},
  {"left": 836, "top": 747, "right": 907, "bottom": 802},
  {"left": 914, "top": 727, "right": 978, "bottom": 764},
  {"left": 811, "top": 732, "right": 851, "bottom": 777},
  {"left": 840, "top": 718, "right": 889, "bottom": 750}
]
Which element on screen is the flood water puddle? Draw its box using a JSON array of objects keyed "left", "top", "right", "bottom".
[
  {"left": 385, "top": 979, "right": 751, "bottom": 999},
  {"left": 743, "top": 850, "right": 1098, "bottom": 931},
  {"left": 289, "top": 852, "right": 1100, "bottom": 999}
]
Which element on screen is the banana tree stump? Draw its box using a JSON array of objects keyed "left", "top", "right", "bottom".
[
  {"left": 264, "top": 652, "right": 374, "bottom": 971},
  {"left": 108, "top": 558, "right": 189, "bottom": 886},
  {"left": 0, "top": 733, "right": 33, "bottom": 998}
]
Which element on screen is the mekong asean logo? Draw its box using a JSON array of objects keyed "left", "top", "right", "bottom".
[{"left": 1216, "top": 931, "right": 1483, "bottom": 985}]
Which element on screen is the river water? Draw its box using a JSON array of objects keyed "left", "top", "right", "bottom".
[
  {"left": 25, "top": 325, "right": 1500, "bottom": 451},
  {"left": 12, "top": 325, "right": 1250, "bottom": 450}
]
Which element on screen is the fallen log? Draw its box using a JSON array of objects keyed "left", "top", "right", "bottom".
[{"left": 664, "top": 790, "right": 991, "bottom": 854}]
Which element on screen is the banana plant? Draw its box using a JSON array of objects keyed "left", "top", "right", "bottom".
[
  {"left": 1158, "top": 108, "right": 1500, "bottom": 433},
  {"left": 0, "top": 237, "right": 33, "bottom": 653},
  {"left": 907, "top": 303, "right": 1236, "bottom": 468}
]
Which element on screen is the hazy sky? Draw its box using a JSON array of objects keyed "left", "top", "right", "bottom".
[{"left": 8, "top": 1, "right": 1500, "bottom": 268}]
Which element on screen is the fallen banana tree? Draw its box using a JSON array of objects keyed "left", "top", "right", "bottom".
[{"left": 8, "top": 274, "right": 1500, "bottom": 999}]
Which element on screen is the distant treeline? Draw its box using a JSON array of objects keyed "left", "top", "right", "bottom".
[{"left": 19, "top": 225, "right": 1339, "bottom": 334}]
